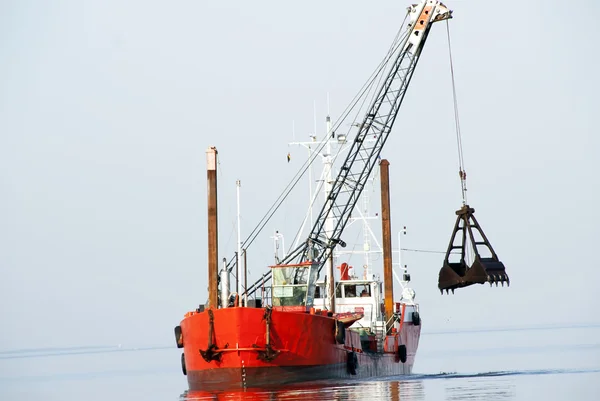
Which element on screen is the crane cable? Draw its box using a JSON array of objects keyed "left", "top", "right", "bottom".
[
  {"left": 242, "top": 13, "right": 413, "bottom": 295},
  {"left": 246, "top": 12, "right": 411, "bottom": 256},
  {"left": 286, "top": 21, "right": 413, "bottom": 253},
  {"left": 446, "top": 20, "right": 467, "bottom": 205},
  {"left": 226, "top": 11, "right": 413, "bottom": 275},
  {"left": 446, "top": 20, "right": 477, "bottom": 265}
]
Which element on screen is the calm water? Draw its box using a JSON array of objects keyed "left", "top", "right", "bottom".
[{"left": 1, "top": 324, "right": 599, "bottom": 400}]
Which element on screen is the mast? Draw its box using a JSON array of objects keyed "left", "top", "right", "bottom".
[
  {"left": 328, "top": 252, "right": 335, "bottom": 312},
  {"left": 284, "top": 2, "right": 453, "bottom": 275},
  {"left": 271, "top": 230, "right": 285, "bottom": 263},
  {"left": 324, "top": 113, "right": 335, "bottom": 311},
  {"left": 380, "top": 159, "right": 394, "bottom": 331},
  {"left": 244, "top": 1, "right": 452, "bottom": 302},
  {"left": 206, "top": 147, "right": 219, "bottom": 308},
  {"left": 236, "top": 179, "right": 243, "bottom": 301},
  {"left": 362, "top": 185, "right": 372, "bottom": 279}
]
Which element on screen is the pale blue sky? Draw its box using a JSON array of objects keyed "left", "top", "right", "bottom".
[{"left": 1, "top": 0, "right": 598, "bottom": 352}]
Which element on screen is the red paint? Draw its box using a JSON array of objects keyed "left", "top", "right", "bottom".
[
  {"left": 180, "top": 306, "right": 421, "bottom": 390},
  {"left": 337, "top": 262, "right": 351, "bottom": 280}
]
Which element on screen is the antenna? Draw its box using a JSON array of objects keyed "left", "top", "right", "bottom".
[{"left": 313, "top": 100, "right": 317, "bottom": 140}]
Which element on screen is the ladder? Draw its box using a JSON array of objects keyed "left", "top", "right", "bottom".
[{"left": 373, "top": 321, "right": 386, "bottom": 353}]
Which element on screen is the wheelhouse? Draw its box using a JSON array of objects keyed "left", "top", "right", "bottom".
[{"left": 270, "top": 261, "right": 318, "bottom": 308}]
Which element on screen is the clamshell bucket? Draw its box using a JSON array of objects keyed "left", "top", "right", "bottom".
[{"left": 438, "top": 205, "right": 509, "bottom": 294}]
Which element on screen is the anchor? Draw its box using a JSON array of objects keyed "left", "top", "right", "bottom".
[
  {"left": 199, "top": 309, "right": 223, "bottom": 362},
  {"left": 253, "top": 306, "right": 280, "bottom": 362}
]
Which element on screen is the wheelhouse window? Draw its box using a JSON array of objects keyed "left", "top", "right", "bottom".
[
  {"left": 272, "top": 286, "right": 307, "bottom": 306},
  {"left": 315, "top": 284, "right": 327, "bottom": 298},
  {"left": 340, "top": 283, "right": 371, "bottom": 298},
  {"left": 357, "top": 284, "right": 371, "bottom": 297},
  {"left": 271, "top": 264, "right": 311, "bottom": 307},
  {"left": 273, "top": 266, "right": 308, "bottom": 286},
  {"left": 344, "top": 284, "right": 358, "bottom": 298}
]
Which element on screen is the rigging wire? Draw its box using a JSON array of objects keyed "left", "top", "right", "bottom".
[
  {"left": 286, "top": 21, "right": 412, "bottom": 254},
  {"left": 400, "top": 248, "right": 447, "bottom": 255},
  {"left": 232, "top": 11, "right": 413, "bottom": 271},
  {"left": 215, "top": 153, "right": 238, "bottom": 276},
  {"left": 446, "top": 20, "right": 476, "bottom": 265},
  {"left": 446, "top": 20, "right": 467, "bottom": 206}
]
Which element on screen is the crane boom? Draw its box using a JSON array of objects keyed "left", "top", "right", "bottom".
[
  {"left": 288, "top": 2, "right": 451, "bottom": 264},
  {"left": 244, "top": 1, "right": 452, "bottom": 300}
]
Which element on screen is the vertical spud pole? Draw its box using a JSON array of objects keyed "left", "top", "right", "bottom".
[
  {"left": 380, "top": 159, "right": 394, "bottom": 331},
  {"left": 206, "top": 147, "right": 219, "bottom": 308}
]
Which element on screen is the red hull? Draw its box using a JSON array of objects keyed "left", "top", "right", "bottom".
[{"left": 179, "top": 307, "right": 421, "bottom": 390}]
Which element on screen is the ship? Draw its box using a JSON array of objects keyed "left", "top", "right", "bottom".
[
  {"left": 177, "top": 144, "right": 424, "bottom": 390},
  {"left": 173, "top": 1, "right": 508, "bottom": 391}
]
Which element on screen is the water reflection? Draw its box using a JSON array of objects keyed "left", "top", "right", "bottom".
[
  {"left": 180, "top": 379, "right": 425, "bottom": 401},
  {"left": 179, "top": 367, "right": 600, "bottom": 401}
]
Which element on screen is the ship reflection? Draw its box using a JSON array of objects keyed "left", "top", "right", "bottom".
[{"left": 180, "top": 378, "right": 425, "bottom": 401}]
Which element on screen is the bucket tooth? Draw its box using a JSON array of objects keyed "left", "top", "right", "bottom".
[
  {"left": 438, "top": 204, "right": 509, "bottom": 293},
  {"left": 438, "top": 261, "right": 478, "bottom": 293}
]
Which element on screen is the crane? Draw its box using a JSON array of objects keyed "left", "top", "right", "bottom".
[{"left": 242, "top": 1, "right": 453, "bottom": 306}]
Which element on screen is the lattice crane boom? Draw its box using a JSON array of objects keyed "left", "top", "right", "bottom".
[
  {"left": 286, "top": 1, "right": 452, "bottom": 268},
  {"left": 244, "top": 1, "right": 452, "bottom": 299}
]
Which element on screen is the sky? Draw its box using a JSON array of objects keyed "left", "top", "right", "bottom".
[{"left": 1, "top": 0, "right": 599, "bottom": 353}]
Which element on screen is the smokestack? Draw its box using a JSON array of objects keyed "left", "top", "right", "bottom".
[
  {"left": 206, "top": 147, "right": 219, "bottom": 308},
  {"left": 220, "top": 258, "right": 230, "bottom": 308},
  {"left": 380, "top": 159, "right": 394, "bottom": 331}
]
